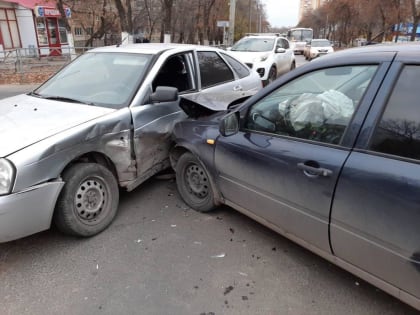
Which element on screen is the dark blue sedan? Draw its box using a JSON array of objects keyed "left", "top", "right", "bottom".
[{"left": 170, "top": 44, "right": 420, "bottom": 310}]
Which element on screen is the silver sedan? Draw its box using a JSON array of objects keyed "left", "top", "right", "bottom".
[{"left": 0, "top": 43, "right": 262, "bottom": 242}]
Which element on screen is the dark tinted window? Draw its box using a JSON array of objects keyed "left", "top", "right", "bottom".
[
  {"left": 370, "top": 66, "right": 420, "bottom": 160},
  {"left": 221, "top": 52, "right": 250, "bottom": 79},
  {"left": 197, "top": 51, "right": 234, "bottom": 88},
  {"left": 278, "top": 38, "right": 289, "bottom": 49}
]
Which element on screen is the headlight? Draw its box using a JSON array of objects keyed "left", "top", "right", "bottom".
[{"left": 0, "top": 158, "right": 15, "bottom": 195}]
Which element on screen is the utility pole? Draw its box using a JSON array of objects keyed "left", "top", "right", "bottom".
[
  {"left": 248, "top": 0, "right": 251, "bottom": 33},
  {"left": 229, "top": 0, "right": 236, "bottom": 46}
]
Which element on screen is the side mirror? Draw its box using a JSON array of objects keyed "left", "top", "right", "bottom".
[
  {"left": 150, "top": 86, "right": 178, "bottom": 103},
  {"left": 276, "top": 48, "right": 286, "bottom": 54},
  {"left": 219, "top": 111, "right": 239, "bottom": 137}
]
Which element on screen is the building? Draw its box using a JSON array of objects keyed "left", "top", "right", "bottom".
[
  {"left": 0, "top": 0, "right": 72, "bottom": 56},
  {"left": 298, "top": 0, "right": 326, "bottom": 22}
]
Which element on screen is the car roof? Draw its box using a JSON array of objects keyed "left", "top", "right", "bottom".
[
  {"left": 241, "top": 33, "right": 287, "bottom": 40},
  {"left": 87, "top": 43, "right": 223, "bottom": 55},
  {"left": 310, "top": 43, "right": 420, "bottom": 65}
]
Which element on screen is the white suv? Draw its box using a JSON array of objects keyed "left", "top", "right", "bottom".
[{"left": 228, "top": 34, "right": 296, "bottom": 86}]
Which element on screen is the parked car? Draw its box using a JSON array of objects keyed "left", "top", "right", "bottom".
[
  {"left": 228, "top": 34, "right": 296, "bottom": 86},
  {"left": 170, "top": 44, "right": 420, "bottom": 310},
  {"left": 305, "top": 39, "right": 334, "bottom": 60},
  {"left": 0, "top": 43, "right": 262, "bottom": 242}
]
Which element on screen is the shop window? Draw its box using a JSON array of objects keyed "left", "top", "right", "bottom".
[
  {"left": 36, "top": 18, "right": 48, "bottom": 45},
  {"left": 59, "top": 19, "right": 68, "bottom": 43},
  {"left": 0, "top": 9, "right": 21, "bottom": 49}
]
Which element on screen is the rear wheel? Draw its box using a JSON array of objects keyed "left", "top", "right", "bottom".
[
  {"left": 54, "top": 163, "right": 119, "bottom": 237},
  {"left": 176, "top": 152, "right": 216, "bottom": 212}
]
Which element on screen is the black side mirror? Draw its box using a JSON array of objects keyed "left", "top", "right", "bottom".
[
  {"left": 150, "top": 86, "right": 178, "bottom": 103},
  {"left": 219, "top": 112, "right": 240, "bottom": 137}
]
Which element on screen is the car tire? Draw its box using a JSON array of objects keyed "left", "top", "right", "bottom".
[
  {"left": 176, "top": 152, "right": 216, "bottom": 212},
  {"left": 54, "top": 163, "right": 119, "bottom": 237},
  {"left": 265, "top": 66, "right": 277, "bottom": 86}
]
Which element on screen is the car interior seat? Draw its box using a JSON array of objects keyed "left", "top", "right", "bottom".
[{"left": 153, "top": 56, "right": 189, "bottom": 92}]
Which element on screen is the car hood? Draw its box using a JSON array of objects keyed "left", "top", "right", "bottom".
[
  {"left": 228, "top": 50, "right": 269, "bottom": 64},
  {"left": 180, "top": 95, "right": 247, "bottom": 119},
  {"left": 0, "top": 94, "right": 115, "bottom": 157}
]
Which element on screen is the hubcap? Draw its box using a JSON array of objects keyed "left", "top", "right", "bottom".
[
  {"left": 75, "top": 178, "right": 106, "bottom": 222},
  {"left": 185, "top": 164, "right": 209, "bottom": 199}
]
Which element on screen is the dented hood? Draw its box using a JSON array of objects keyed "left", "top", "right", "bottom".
[
  {"left": 180, "top": 94, "right": 247, "bottom": 119},
  {"left": 0, "top": 94, "right": 115, "bottom": 157}
]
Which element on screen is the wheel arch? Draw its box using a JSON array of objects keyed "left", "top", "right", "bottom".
[
  {"left": 170, "top": 144, "right": 223, "bottom": 206},
  {"left": 61, "top": 151, "right": 119, "bottom": 183}
]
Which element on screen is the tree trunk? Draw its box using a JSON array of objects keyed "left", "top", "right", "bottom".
[{"left": 114, "top": 0, "right": 129, "bottom": 32}]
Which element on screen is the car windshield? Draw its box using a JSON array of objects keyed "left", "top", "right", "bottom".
[
  {"left": 33, "top": 52, "right": 153, "bottom": 109},
  {"left": 311, "top": 40, "right": 331, "bottom": 47},
  {"left": 231, "top": 38, "right": 275, "bottom": 52}
]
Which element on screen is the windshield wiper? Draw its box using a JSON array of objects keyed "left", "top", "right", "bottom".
[{"left": 42, "top": 95, "right": 96, "bottom": 106}]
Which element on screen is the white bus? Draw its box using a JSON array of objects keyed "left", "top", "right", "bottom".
[{"left": 287, "top": 28, "right": 313, "bottom": 55}]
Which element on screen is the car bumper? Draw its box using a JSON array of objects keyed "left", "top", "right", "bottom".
[
  {"left": 310, "top": 52, "right": 329, "bottom": 59},
  {"left": 0, "top": 181, "right": 64, "bottom": 242}
]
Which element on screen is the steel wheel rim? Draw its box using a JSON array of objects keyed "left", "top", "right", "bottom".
[
  {"left": 185, "top": 163, "right": 209, "bottom": 199},
  {"left": 74, "top": 176, "right": 108, "bottom": 224}
]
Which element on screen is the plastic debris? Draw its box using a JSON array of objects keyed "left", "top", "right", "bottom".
[
  {"left": 211, "top": 253, "right": 226, "bottom": 258},
  {"left": 238, "top": 272, "right": 248, "bottom": 277},
  {"left": 171, "top": 224, "right": 177, "bottom": 227}
]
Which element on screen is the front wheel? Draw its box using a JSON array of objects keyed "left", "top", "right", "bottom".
[
  {"left": 176, "top": 152, "right": 216, "bottom": 212},
  {"left": 265, "top": 66, "right": 277, "bottom": 86},
  {"left": 54, "top": 163, "right": 119, "bottom": 237}
]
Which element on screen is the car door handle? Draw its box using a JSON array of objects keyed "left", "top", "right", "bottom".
[
  {"left": 233, "top": 85, "right": 243, "bottom": 91},
  {"left": 297, "top": 162, "right": 333, "bottom": 177}
]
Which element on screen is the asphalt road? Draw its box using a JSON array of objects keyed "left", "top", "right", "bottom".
[{"left": 0, "top": 56, "right": 418, "bottom": 314}]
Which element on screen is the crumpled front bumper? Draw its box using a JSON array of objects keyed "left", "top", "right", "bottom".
[{"left": 0, "top": 181, "right": 64, "bottom": 243}]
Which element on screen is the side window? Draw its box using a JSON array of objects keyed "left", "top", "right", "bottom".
[
  {"left": 152, "top": 53, "right": 193, "bottom": 93},
  {"left": 370, "top": 65, "right": 420, "bottom": 160},
  {"left": 197, "top": 51, "right": 234, "bottom": 88},
  {"left": 221, "top": 52, "right": 250, "bottom": 79},
  {"left": 245, "top": 65, "right": 378, "bottom": 145},
  {"left": 278, "top": 38, "right": 289, "bottom": 49}
]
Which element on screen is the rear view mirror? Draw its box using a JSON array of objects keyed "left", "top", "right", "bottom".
[
  {"left": 276, "top": 48, "right": 286, "bottom": 54},
  {"left": 220, "top": 112, "right": 239, "bottom": 137}
]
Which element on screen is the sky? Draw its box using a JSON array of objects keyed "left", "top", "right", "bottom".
[{"left": 263, "top": 0, "right": 300, "bottom": 28}]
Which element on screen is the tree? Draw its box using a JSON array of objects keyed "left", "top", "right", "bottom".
[
  {"left": 408, "top": 0, "right": 420, "bottom": 41},
  {"left": 114, "top": 0, "right": 133, "bottom": 33},
  {"left": 159, "top": 0, "right": 174, "bottom": 42}
]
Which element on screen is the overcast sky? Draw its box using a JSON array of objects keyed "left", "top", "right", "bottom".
[{"left": 263, "top": 0, "right": 300, "bottom": 28}]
